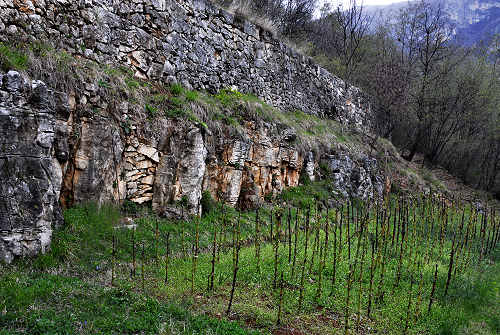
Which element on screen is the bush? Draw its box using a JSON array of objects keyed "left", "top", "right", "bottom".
[
  {"left": 213, "top": 88, "right": 244, "bottom": 107},
  {"left": 185, "top": 90, "right": 198, "bottom": 102},
  {"left": 145, "top": 104, "right": 158, "bottom": 118},
  {"left": 201, "top": 190, "right": 216, "bottom": 216},
  {"left": 122, "top": 199, "right": 140, "bottom": 214}
]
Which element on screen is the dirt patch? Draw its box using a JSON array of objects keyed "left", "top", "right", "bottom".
[{"left": 273, "top": 326, "right": 307, "bottom": 335}]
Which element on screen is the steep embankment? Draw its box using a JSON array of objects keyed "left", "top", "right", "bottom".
[{"left": 0, "top": 0, "right": 389, "bottom": 262}]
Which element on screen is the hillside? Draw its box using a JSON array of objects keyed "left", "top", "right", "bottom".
[
  {"left": 0, "top": 0, "right": 499, "bottom": 334},
  {"left": 365, "top": 0, "right": 500, "bottom": 44}
]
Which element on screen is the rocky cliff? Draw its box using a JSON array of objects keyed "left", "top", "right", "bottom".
[
  {"left": 0, "top": 0, "right": 383, "bottom": 263},
  {"left": 0, "top": 71, "right": 64, "bottom": 263}
]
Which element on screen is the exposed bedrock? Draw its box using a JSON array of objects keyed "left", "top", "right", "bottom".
[
  {"left": 0, "top": 0, "right": 383, "bottom": 262},
  {"left": 0, "top": 71, "right": 64, "bottom": 263},
  {"left": 0, "top": 70, "right": 383, "bottom": 262}
]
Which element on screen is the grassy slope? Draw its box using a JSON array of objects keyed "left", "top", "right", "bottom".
[{"left": 1, "top": 188, "right": 499, "bottom": 335}]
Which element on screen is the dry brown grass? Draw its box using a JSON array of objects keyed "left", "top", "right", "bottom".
[{"left": 211, "top": 0, "right": 279, "bottom": 37}]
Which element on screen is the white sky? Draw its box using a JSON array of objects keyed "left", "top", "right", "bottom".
[{"left": 320, "top": 0, "right": 410, "bottom": 8}]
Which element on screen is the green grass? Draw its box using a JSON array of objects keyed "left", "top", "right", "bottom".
[
  {"left": 1, "top": 190, "right": 498, "bottom": 334},
  {"left": 0, "top": 271, "right": 259, "bottom": 335},
  {"left": 0, "top": 43, "right": 29, "bottom": 71},
  {"left": 170, "top": 83, "right": 184, "bottom": 96}
]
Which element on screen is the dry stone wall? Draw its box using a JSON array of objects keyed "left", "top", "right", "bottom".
[{"left": 0, "top": 0, "right": 372, "bottom": 130}]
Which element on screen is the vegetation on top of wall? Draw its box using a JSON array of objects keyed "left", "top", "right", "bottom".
[
  {"left": 0, "top": 41, "right": 356, "bottom": 151},
  {"left": 0, "top": 42, "right": 28, "bottom": 71}
]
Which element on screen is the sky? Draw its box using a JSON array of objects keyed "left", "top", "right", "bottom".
[{"left": 320, "top": 0, "right": 411, "bottom": 8}]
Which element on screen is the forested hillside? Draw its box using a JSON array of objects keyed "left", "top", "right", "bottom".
[{"left": 216, "top": 0, "right": 500, "bottom": 198}]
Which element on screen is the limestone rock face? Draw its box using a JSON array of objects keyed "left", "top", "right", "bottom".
[
  {"left": 69, "top": 118, "right": 124, "bottom": 205},
  {"left": 322, "top": 153, "right": 383, "bottom": 200},
  {"left": 153, "top": 125, "right": 207, "bottom": 217},
  {"left": 203, "top": 121, "right": 304, "bottom": 209},
  {"left": 0, "top": 71, "right": 63, "bottom": 263}
]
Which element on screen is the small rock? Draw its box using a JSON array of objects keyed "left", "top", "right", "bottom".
[
  {"left": 30, "top": 80, "right": 49, "bottom": 106},
  {"left": 75, "top": 154, "right": 89, "bottom": 170},
  {"left": 141, "top": 175, "right": 154, "bottom": 185},
  {"left": 135, "top": 160, "right": 153, "bottom": 170},
  {"left": 125, "top": 170, "right": 140, "bottom": 178},
  {"left": 4, "top": 71, "right": 22, "bottom": 93},
  {"left": 131, "top": 195, "right": 152, "bottom": 204},
  {"left": 137, "top": 144, "right": 159, "bottom": 162}
]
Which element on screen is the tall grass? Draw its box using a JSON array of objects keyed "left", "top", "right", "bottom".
[{"left": 1, "top": 189, "right": 499, "bottom": 335}]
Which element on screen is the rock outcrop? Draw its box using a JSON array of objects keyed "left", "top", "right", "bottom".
[
  {"left": 0, "top": 71, "right": 64, "bottom": 263},
  {"left": 0, "top": 0, "right": 384, "bottom": 263},
  {"left": 322, "top": 153, "right": 383, "bottom": 200}
]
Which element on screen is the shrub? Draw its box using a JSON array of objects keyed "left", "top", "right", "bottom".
[
  {"left": 299, "top": 168, "right": 311, "bottom": 185},
  {"left": 165, "top": 108, "right": 186, "bottom": 119},
  {"left": 145, "top": 103, "right": 158, "bottom": 118},
  {"left": 214, "top": 88, "right": 244, "bottom": 107},
  {"left": 170, "top": 96, "right": 184, "bottom": 107},
  {"left": 122, "top": 199, "right": 140, "bottom": 214},
  {"left": 97, "top": 79, "right": 110, "bottom": 88},
  {"left": 185, "top": 90, "right": 198, "bottom": 102},
  {"left": 201, "top": 190, "right": 216, "bottom": 216}
]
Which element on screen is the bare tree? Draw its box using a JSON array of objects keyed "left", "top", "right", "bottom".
[{"left": 394, "top": 1, "right": 456, "bottom": 162}]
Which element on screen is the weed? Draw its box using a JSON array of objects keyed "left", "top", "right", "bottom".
[
  {"left": 214, "top": 88, "right": 245, "bottom": 107},
  {"left": 97, "top": 79, "right": 110, "bottom": 88},
  {"left": 164, "top": 108, "right": 186, "bottom": 119},
  {"left": 145, "top": 103, "right": 158, "bottom": 119},
  {"left": 201, "top": 190, "right": 216, "bottom": 216}
]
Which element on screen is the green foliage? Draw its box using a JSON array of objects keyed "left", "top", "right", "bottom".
[
  {"left": 212, "top": 111, "right": 240, "bottom": 127},
  {"left": 298, "top": 168, "right": 311, "bottom": 186},
  {"left": 122, "top": 199, "right": 140, "bottom": 214},
  {"left": 200, "top": 191, "right": 217, "bottom": 217},
  {"left": 170, "top": 96, "right": 184, "bottom": 108},
  {"left": 213, "top": 88, "right": 245, "bottom": 107},
  {"left": 0, "top": 43, "right": 29, "bottom": 71},
  {"left": 97, "top": 79, "right": 110, "bottom": 88},
  {"left": 125, "top": 77, "right": 141, "bottom": 89},
  {"left": 145, "top": 103, "right": 159, "bottom": 119},
  {"left": 170, "top": 83, "right": 184, "bottom": 96},
  {"left": 279, "top": 180, "right": 335, "bottom": 209},
  {"left": 318, "top": 162, "right": 331, "bottom": 178},
  {"left": 165, "top": 108, "right": 186, "bottom": 119},
  {"left": 120, "top": 120, "right": 132, "bottom": 135},
  {"left": 185, "top": 90, "right": 198, "bottom": 102}
]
